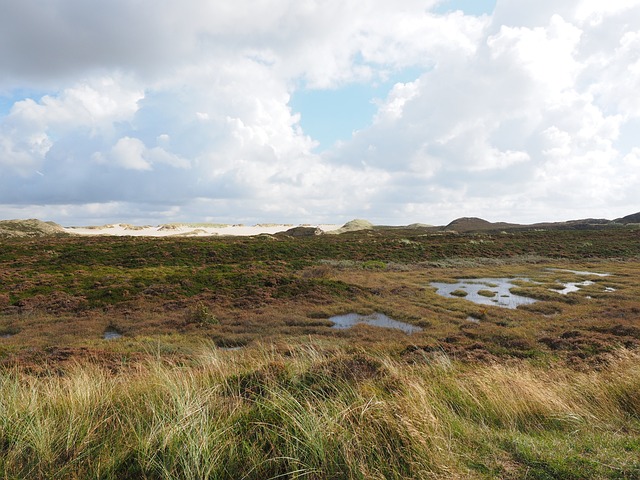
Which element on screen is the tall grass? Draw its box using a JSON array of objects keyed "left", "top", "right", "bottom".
[{"left": 0, "top": 344, "right": 638, "bottom": 479}]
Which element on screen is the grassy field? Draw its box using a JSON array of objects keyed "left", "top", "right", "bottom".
[{"left": 1, "top": 227, "right": 639, "bottom": 478}]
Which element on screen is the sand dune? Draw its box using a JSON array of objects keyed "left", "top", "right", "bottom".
[{"left": 64, "top": 223, "right": 341, "bottom": 237}]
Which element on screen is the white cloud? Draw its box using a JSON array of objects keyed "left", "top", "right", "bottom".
[
  {"left": 0, "top": 75, "right": 143, "bottom": 177},
  {"left": 487, "top": 15, "right": 583, "bottom": 99},
  {"left": 107, "top": 137, "right": 151, "bottom": 171},
  {"left": 575, "top": 0, "right": 640, "bottom": 25},
  {"left": 94, "top": 136, "right": 191, "bottom": 171},
  {"left": 0, "top": 131, "right": 52, "bottom": 176},
  {"left": 0, "top": 0, "right": 639, "bottom": 225},
  {"left": 9, "top": 78, "right": 143, "bottom": 130},
  {"left": 374, "top": 80, "right": 421, "bottom": 123},
  {"left": 325, "top": 1, "right": 640, "bottom": 222}
]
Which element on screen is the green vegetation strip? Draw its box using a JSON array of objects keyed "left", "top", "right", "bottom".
[{"left": 3, "top": 229, "right": 638, "bottom": 311}]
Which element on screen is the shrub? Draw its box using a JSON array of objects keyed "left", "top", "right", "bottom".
[{"left": 186, "top": 302, "right": 219, "bottom": 326}]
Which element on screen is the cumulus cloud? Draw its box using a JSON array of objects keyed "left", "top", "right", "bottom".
[
  {"left": 327, "top": 1, "right": 640, "bottom": 222},
  {"left": 0, "top": 0, "right": 639, "bottom": 225}
]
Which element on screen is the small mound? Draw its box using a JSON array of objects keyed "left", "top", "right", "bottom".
[
  {"left": 282, "top": 226, "right": 323, "bottom": 237},
  {"left": 326, "top": 219, "right": 374, "bottom": 235},
  {"left": 443, "top": 217, "right": 522, "bottom": 232},
  {"left": 157, "top": 224, "right": 182, "bottom": 231},
  {"left": 0, "top": 219, "right": 67, "bottom": 238},
  {"left": 445, "top": 217, "right": 492, "bottom": 231},
  {"left": 121, "top": 224, "right": 152, "bottom": 231}
]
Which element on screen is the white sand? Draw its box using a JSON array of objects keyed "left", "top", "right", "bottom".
[{"left": 64, "top": 223, "right": 341, "bottom": 237}]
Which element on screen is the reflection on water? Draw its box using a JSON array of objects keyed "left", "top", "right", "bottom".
[
  {"left": 432, "top": 269, "right": 615, "bottom": 309},
  {"left": 431, "top": 278, "right": 538, "bottom": 309},
  {"left": 103, "top": 329, "right": 123, "bottom": 340},
  {"left": 551, "top": 280, "right": 594, "bottom": 295},
  {"left": 330, "top": 313, "right": 422, "bottom": 334},
  {"left": 548, "top": 268, "right": 610, "bottom": 277}
]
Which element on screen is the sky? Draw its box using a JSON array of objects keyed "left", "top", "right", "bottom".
[{"left": 0, "top": 0, "right": 639, "bottom": 226}]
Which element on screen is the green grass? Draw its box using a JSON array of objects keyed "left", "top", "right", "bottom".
[{"left": 0, "top": 344, "right": 638, "bottom": 479}]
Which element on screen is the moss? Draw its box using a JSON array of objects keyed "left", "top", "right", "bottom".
[{"left": 477, "top": 289, "right": 496, "bottom": 298}]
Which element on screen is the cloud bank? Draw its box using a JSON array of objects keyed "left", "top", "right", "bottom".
[{"left": 0, "top": 0, "right": 638, "bottom": 225}]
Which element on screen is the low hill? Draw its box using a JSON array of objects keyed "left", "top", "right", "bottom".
[
  {"left": 0, "top": 219, "right": 67, "bottom": 238},
  {"left": 326, "top": 219, "right": 374, "bottom": 235},
  {"left": 614, "top": 212, "right": 640, "bottom": 224},
  {"left": 443, "top": 217, "right": 519, "bottom": 233}
]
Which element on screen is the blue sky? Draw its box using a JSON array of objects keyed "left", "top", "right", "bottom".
[
  {"left": 0, "top": 96, "right": 11, "bottom": 116},
  {"left": 290, "top": 67, "right": 425, "bottom": 150},
  {"left": 0, "top": 1, "right": 497, "bottom": 152},
  {"left": 0, "top": 0, "right": 638, "bottom": 226},
  {"left": 290, "top": 1, "right": 497, "bottom": 151},
  {"left": 435, "top": 0, "right": 496, "bottom": 16}
]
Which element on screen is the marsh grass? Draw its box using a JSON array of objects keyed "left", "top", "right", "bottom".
[
  {"left": 2, "top": 230, "right": 640, "bottom": 477},
  {"left": 0, "top": 344, "right": 639, "bottom": 479},
  {"left": 450, "top": 289, "right": 469, "bottom": 297},
  {"left": 2, "top": 231, "right": 640, "bottom": 355},
  {"left": 477, "top": 290, "right": 496, "bottom": 298}
]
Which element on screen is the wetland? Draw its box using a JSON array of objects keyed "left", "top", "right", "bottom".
[{"left": 0, "top": 226, "right": 639, "bottom": 479}]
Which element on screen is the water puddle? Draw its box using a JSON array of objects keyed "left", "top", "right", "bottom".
[
  {"left": 550, "top": 280, "right": 594, "bottom": 295},
  {"left": 547, "top": 268, "right": 610, "bottom": 277},
  {"left": 330, "top": 313, "right": 422, "bottom": 334},
  {"left": 432, "top": 266, "right": 617, "bottom": 309},
  {"left": 431, "top": 278, "right": 538, "bottom": 309},
  {"left": 103, "top": 329, "right": 123, "bottom": 340},
  {"left": 1, "top": 333, "right": 13, "bottom": 339}
]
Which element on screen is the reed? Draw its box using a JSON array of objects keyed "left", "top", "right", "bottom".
[{"left": 0, "top": 344, "right": 638, "bottom": 479}]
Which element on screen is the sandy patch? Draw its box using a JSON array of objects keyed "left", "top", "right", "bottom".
[{"left": 65, "top": 223, "right": 341, "bottom": 237}]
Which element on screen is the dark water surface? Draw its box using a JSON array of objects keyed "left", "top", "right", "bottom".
[{"left": 103, "top": 329, "right": 123, "bottom": 340}]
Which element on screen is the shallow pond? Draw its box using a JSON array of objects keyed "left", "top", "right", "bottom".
[
  {"left": 431, "top": 278, "right": 538, "bottom": 309},
  {"left": 103, "top": 329, "right": 123, "bottom": 340},
  {"left": 433, "top": 269, "right": 614, "bottom": 309},
  {"left": 330, "top": 313, "right": 422, "bottom": 334}
]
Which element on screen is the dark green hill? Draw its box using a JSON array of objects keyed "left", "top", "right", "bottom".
[{"left": 614, "top": 212, "right": 640, "bottom": 224}]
